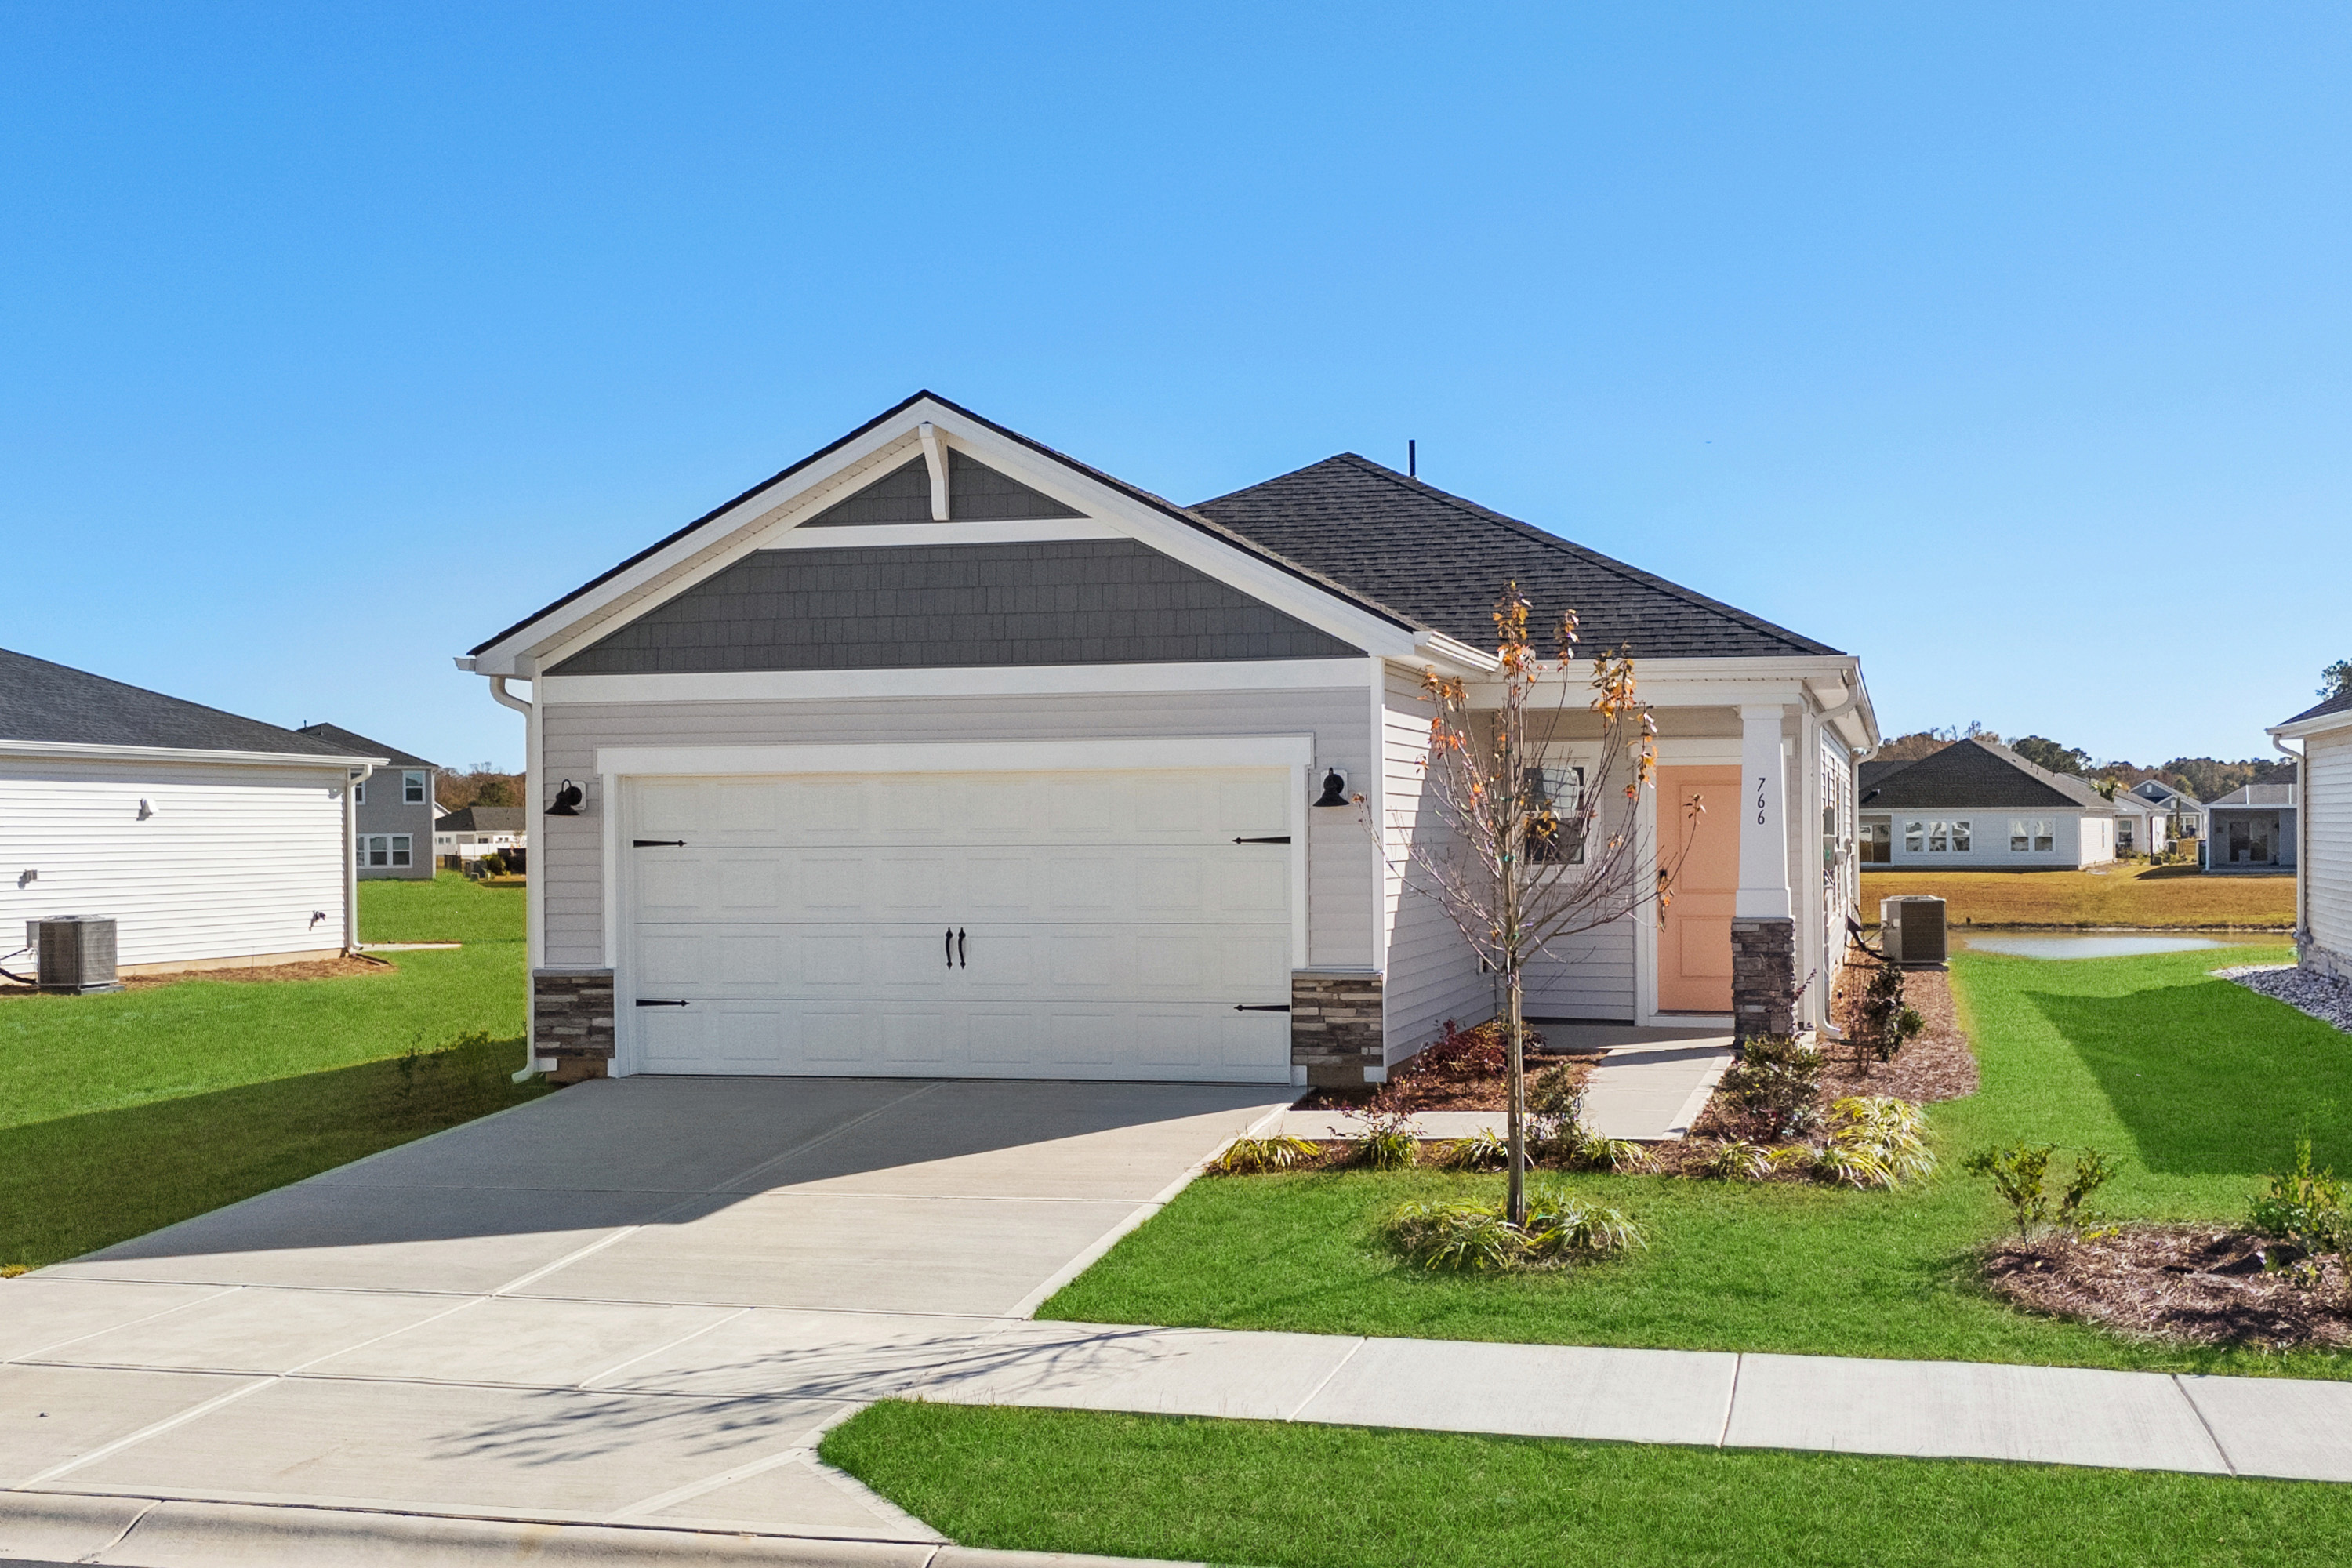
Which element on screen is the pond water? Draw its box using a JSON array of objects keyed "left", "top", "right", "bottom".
[{"left": 1952, "top": 932, "right": 2278, "bottom": 960}]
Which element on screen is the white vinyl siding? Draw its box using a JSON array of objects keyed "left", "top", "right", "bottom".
[
  {"left": 539, "top": 681, "right": 1376, "bottom": 972},
  {"left": 1377, "top": 662, "right": 1492, "bottom": 1058},
  {"left": 1878, "top": 808, "right": 2101, "bottom": 869},
  {"left": 2307, "top": 728, "right": 2352, "bottom": 960},
  {"left": 0, "top": 757, "right": 350, "bottom": 969}
]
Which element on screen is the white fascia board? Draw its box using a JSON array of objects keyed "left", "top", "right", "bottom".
[
  {"left": 2270, "top": 708, "right": 2352, "bottom": 741},
  {"left": 594, "top": 735, "right": 1316, "bottom": 778},
  {"left": 1475, "top": 655, "right": 1862, "bottom": 712},
  {"left": 0, "top": 739, "right": 383, "bottom": 771},
  {"left": 467, "top": 414, "right": 935, "bottom": 677},
  {"left": 542, "top": 659, "right": 1373, "bottom": 706},
  {"left": 764, "top": 518, "right": 1120, "bottom": 549}
]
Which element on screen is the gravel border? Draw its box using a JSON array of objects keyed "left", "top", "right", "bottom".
[{"left": 2215, "top": 963, "right": 2352, "bottom": 1033}]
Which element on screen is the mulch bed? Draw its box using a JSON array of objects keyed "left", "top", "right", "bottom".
[
  {"left": 1819, "top": 962, "right": 1978, "bottom": 1105},
  {"left": 1984, "top": 1226, "right": 2352, "bottom": 1349},
  {"left": 0, "top": 953, "right": 391, "bottom": 998}
]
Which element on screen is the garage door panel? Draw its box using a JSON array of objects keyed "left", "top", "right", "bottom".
[{"left": 622, "top": 768, "right": 1298, "bottom": 1081}]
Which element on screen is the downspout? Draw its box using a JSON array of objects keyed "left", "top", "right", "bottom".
[
  {"left": 1813, "top": 672, "right": 1873, "bottom": 1032},
  {"left": 2274, "top": 733, "right": 2308, "bottom": 954},
  {"left": 488, "top": 676, "right": 542, "bottom": 1082},
  {"left": 343, "top": 762, "right": 376, "bottom": 956}
]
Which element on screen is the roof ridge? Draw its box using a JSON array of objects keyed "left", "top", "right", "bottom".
[{"left": 1316, "top": 454, "right": 1829, "bottom": 655}]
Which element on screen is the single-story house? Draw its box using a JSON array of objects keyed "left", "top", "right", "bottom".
[
  {"left": 1855, "top": 738, "right": 2119, "bottom": 869},
  {"left": 433, "top": 804, "right": 526, "bottom": 864},
  {"left": 2108, "top": 789, "right": 2169, "bottom": 856},
  {"left": 2270, "top": 691, "right": 2350, "bottom": 983},
  {"left": 1, "top": 647, "right": 382, "bottom": 974},
  {"left": 2129, "top": 777, "right": 2203, "bottom": 843},
  {"left": 2202, "top": 772, "right": 2297, "bottom": 873},
  {"left": 298, "top": 723, "right": 439, "bottom": 880},
  {"left": 460, "top": 392, "right": 1878, "bottom": 1085}
]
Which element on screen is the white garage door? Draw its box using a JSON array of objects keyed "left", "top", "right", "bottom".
[{"left": 621, "top": 768, "right": 1296, "bottom": 1082}]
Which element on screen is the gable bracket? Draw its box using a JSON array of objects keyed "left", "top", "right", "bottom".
[{"left": 918, "top": 422, "right": 949, "bottom": 521}]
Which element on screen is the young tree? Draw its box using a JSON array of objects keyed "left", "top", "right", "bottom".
[{"left": 1368, "top": 585, "right": 1695, "bottom": 1227}]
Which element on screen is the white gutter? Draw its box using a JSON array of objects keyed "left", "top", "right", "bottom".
[
  {"left": 0, "top": 739, "right": 385, "bottom": 770},
  {"left": 1411, "top": 630, "right": 1501, "bottom": 673},
  {"left": 342, "top": 761, "right": 376, "bottom": 956},
  {"left": 485, "top": 675, "right": 545, "bottom": 1083},
  {"left": 2273, "top": 732, "right": 2309, "bottom": 949},
  {"left": 1814, "top": 669, "right": 1878, "bottom": 761}
]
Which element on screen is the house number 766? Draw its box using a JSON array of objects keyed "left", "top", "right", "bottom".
[{"left": 1755, "top": 776, "right": 1768, "bottom": 826}]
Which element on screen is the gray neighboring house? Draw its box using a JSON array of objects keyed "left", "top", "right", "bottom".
[
  {"left": 2129, "top": 778, "right": 2204, "bottom": 844},
  {"left": 1855, "top": 738, "right": 2119, "bottom": 869},
  {"left": 2202, "top": 770, "right": 2297, "bottom": 873},
  {"left": 298, "top": 724, "right": 438, "bottom": 881}
]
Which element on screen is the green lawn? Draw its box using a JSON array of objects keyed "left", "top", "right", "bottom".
[
  {"left": 1, "top": 878, "right": 535, "bottom": 1270},
  {"left": 1042, "top": 945, "right": 2352, "bottom": 1379},
  {"left": 358, "top": 870, "right": 528, "bottom": 943},
  {"left": 823, "top": 1403, "right": 2352, "bottom": 1568}
]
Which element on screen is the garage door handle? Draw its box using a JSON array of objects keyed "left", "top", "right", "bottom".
[
  {"left": 633, "top": 839, "right": 685, "bottom": 848},
  {"left": 1232, "top": 836, "right": 1290, "bottom": 844},
  {"left": 957, "top": 927, "right": 967, "bottom": 967},
  {"left": 945, "top": 927, "right": 953, "bottom": 968},
  {"left": 635, "top": 998, "right": 689, "bottom": 1007},
  {"left": 1234, "top": 1004, "right": 1292, "bottom": 1012}
]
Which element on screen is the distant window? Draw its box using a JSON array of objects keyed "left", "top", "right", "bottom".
[
  {"left": 2009, "top": 818, "right": 2054, "bottom": 852},
  {"left": 1904, "top": 820, "right": 1924, "bottom": 853},
  {"left": 403, "top": 771, "right": 426, "bottom": 804},
  {"left": 1951, "top": 820, "right": 1971, "bottom": 852},
  {"left": 1859, "top": 820, "right": 1892, "bottom": 864},
  {"left": 357, "top": 834, "right": 412, "bottom": 869},
  {"left": 353, "top": 780, "right": 365, "bottom": 804}
]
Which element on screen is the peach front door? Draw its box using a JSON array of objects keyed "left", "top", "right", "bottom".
[{"left": 1656, "top": 765, "right": 1740, "bottom": 1013}]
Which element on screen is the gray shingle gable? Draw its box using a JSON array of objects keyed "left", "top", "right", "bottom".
[
  {"left": 1192, "top": 454, "right": 1842, "bottom": 659},
  {"left": 0, "top": 647, "right": 366, "bottom": 758},
  {"left": 1856, "top": 738, "right": 2111, "bottom": 812}
]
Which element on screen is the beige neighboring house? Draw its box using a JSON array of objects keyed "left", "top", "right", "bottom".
[
  {"left": 2270, "top": 689, "right": 2352, "bottom": 985},
  {"left": 432, "top": 805, "right": 526, "bottom": 866}
]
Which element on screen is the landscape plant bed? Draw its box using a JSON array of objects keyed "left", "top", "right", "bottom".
[
  {"left": 1984, "top": 1226, "right": 2352, "bottom": 1350},
  {"left": 1, "top": 953, "right": 393, "bottom": 999},
  {"left": 1296, "top": 1018, "right": 1600, "bottom": 1113}
]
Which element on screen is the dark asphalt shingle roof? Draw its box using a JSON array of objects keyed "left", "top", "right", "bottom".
[
  {"left": 1192, "top": 455, "right": 1842, "bottom": 659},
  {"left": 435, "top": 805, "right": 524, "bottom": 833},
  {"left": 2280, "top": 688, "right": 2352, "bottom": 727},
  {"left": 297, "top": 723, "right": 437, "bottom": 771},
  {"left": 0, "top": 647, "right": 369, "bottom": 759},
  {"left": 1853, "top": 738, "right": 2112, "bottom": 812}
]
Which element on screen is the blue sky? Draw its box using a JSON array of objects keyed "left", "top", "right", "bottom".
[{"left": 5, "top": 3, "right": 2345, "bottom": 771}]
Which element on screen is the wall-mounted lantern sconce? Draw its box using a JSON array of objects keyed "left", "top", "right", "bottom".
[
  {"left": 1312, "top": 768, "right": 1351, "bottom": 808},
  {"left": 546, "top": 779, "right": 585, "bottom": 817},
  {"left": 136, "top": 799, "right": 154, "bottom": 821}
]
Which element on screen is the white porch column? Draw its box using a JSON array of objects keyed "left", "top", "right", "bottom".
[{"left": 1737, "top": 703, "right": 1792, "bottom": 920}]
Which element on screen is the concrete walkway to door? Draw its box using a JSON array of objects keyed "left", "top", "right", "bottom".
[{"left": 0, "top": 1077, "right": 1291, "bottom": 1552}]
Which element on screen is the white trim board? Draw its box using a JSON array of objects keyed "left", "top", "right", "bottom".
[
  {"left": 764, "top": 518, "right": 1121, "bottom": 549},
  {"left": 543, "top": 660, "right": 1372, "bottom": 706},
  {"left": 593, "top": 735, "right": 1317, "bottom": 779}
]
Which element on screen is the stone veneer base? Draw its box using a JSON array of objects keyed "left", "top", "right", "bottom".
[
  {"left": 1730, "top": 918, "right": 1798, "bottom": 1040},
  {"left": 533, "top": 967, "right": 615, "bottom": 1083},
  {"left": 1292, "top": 970, "right": 1385, "bottom": 1087}
]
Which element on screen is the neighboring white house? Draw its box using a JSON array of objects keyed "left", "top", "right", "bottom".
[
  {"left": 2202, "top": 773, "right": 2298, "bottom": 873},
  {"left": 433, "top": 804, "right": 526, "bottom": 864},
  {"left": 2270, "top": 690, "right": 2352, "bottom": 985},
  {"left": 1855, "top": 738, "right": 2119, "bottom": 869},
  {"left": 2109, "top": 789, "right": 2170, "bottom": 857},
  {"left": 460, "top": 391, "right": 1878, "bottom": 1085},
  {"left": 1, "top": 648, "right": 383, "bottom": 975}
]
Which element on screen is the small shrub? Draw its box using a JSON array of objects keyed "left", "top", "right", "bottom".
[
  {"left": 1342, "top": 1098, "right": 1421, "bottom": 1171},
  {"left": 1572, "top": 1134, "right": 1650, "bottom": 1173},
  {"left": 1720, "top": 1034, "right": 1823, "bottom": 1138},
  {"left": 1413, "top": 1019, "right": 1504, "bottom": 1078},
  {"left": 1965, "top": 1142, "right": 2115, "bottom": 1238},
  {"left": 1527, "top": 1063, "right": 1586, "bottom": 1154},
  {"left": 1702, "top": 1139, "right": 1773, "bottom": 1181},
  {"left": 1211, "top": 1135, "right": 1320, "bottom": 1175},
  {"left": 1825, "top": 1095, "right": 1936, "bottom": 1186},
  {"left": 1438, "top": 1128, "right": 1515, "bottom": 1172},
  {"left": 1850, "top": 956, "right": 1926, "bottom": 1065},
  {"left": 1386, "top": 1185, "right": 1646, "bottom": 1273},
  {"left": 2247, "top": 1140, "right": 2351, "bottom": 1265}
]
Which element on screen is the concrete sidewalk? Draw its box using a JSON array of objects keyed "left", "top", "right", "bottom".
[{"left": 1287, "top": 1026, "right": 1737, "bottom": 1142}]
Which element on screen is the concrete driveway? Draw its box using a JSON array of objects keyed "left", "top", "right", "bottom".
[{"left": 0, "top": 1076, "right": 1288, "bottom": 1556}]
